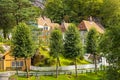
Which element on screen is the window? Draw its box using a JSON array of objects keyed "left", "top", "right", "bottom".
[
  {"left": 46, "top": 27, "right": 48, "bottom": 30},
  {"left": 20, "top": 61, "right": 23, "bottom": 66},
  {"left": 44, "top": 26, "right": 48, "bottom": 30},
  {"left": 12, "top": 62, "right": 15, "bottom": 67},
  {"left": 11, "top": 61, "right": 24, "bottom": 67}
]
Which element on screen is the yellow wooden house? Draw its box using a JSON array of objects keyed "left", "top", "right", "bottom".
[{"left": 0, "top": 51, "right": 31, "bottom": 71}]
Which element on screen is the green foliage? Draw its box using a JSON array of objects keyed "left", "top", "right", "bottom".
[
  {"left": 105, "top": 66, "right": 120, "bottom": 80},
  {"left": 99, "top": 25, "right": 120, "bottom": 65},
  {"left": 0, "top": 36, "right": 3, "bottom": 42},
  {"left": 12, "top": 23, "right": 34, "bottom": 58},
  {"left": 49, "top": 29, "right": 63, "bottom": 58},
  {"left": 86, "top": 28, "right": 98, "bottom": 54},
  {"left": 44, "top": 58, "right": 55, "bottom": 66},
  {"left": 11, "top": 0, "right": 41, "bottom": 24},
  {"left": 0, "top": 45, "right": 4, "bottom": 53},
  {"left": 49, "top": 28, "right": 63, "bottom": 77},
  {"left": 100, "top": 0, "right": 120, "bottom": 27},
  {"left": 0, "top": 0, "right": 40, "bottom": 39},
  {"left": 99, "top": 25, "right": 120, "bottom": 79},
  {"left": 44, "top": 0, "right": 103, "bottom": 23},
  {"left": 64, "top": 24, "right": 82, "bottom": 59},
  {"left": 44, "top": 0, "right": 120, "bottom": 28},
  {"left": 44, "top": 0, "right": 64, "bottom": 24},
  {"left": 33, "top": 46, "right": 89, "bottom": 66}
]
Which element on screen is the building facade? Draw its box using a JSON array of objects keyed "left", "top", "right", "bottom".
[{"left": 0, "top": 51, "right": 31, "bottom": 71}]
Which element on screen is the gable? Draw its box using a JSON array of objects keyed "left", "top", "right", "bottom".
[
  {"left": 78, "top": 21, "right": 87, "bottom": 31},
  {"left": 78, "top": 20, "right": 104, "bottom": 34},
  {"left": 3, "top": 51, "right": 14, "bottom": 60}
]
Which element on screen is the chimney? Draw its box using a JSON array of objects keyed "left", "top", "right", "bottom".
[{"left": 89, "top": 16, "right": 92, "bottom": 22}]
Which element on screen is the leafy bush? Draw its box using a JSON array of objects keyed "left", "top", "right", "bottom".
[
  {"left": 69, "top": 62, "right": 75, "bottom": 65},
  {"left": 0, "top": 36, "right": 3, "bottom": 42},
  {"left": 106, "top": 67, "right": 120, "bottom": 80},
  {"left": 79, "top": 56, "right": 84, "bottom": 60},
  {"left": 44, "top": 58, "right": 55, "bottom": 66}
]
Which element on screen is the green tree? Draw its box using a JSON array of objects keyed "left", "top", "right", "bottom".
[
  {"left": 86, "top": 28, "right": 98, "bottom": 74},
  {"left": 100, "top": 0, "right": 120, "bottom": 27},
  {"left": 44, "top": 0, "right": 120, "bottom": 28},
  {"left": 12, "top": 23, "right": 34, "bottom": 78},
  {"left": 0, "top": 0, "right": 40, "bottom": 39},
  {"left": 12, "top": 0, "right": 40, "bottom": 25},
  {"left": 49, "top": 28, "right": 63, "bottom": 78},
  {"left": 99, "top": 25, "right": 120, "bottom": 80},
  {"left": 44, "top": 0, "right": 64, "bottom": 24},
  {"left": 64, "top": 24, "right": 82, "bottom": 77},
  {"left": 0, "top": 0, "right": 15, "bottom": 39},
  {"left": 44, "top": 0, "right": 103, "bottom": 23}
]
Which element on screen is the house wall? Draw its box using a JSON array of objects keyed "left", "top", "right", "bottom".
[
  {"left": 80, "top": 31, "right": 87, "bottom": 45},
  {"left": 39, "top": 25, "right": 51, "bottom": 45},
  {"left": 3, "top": 52, "right": 31, "bottom": 71},
  {"left": 22, "top": 58, "right": 31, "bottom": 71},
  {"left": 0, "top": 60, "right": 4, "bottom": 70}
]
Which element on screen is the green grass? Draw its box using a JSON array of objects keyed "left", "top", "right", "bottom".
[
  {"left": 40, "top": 47, "right": 50, "bottom": 58},
  {"left": 38, "top": 46, "right": 90, "bottom": 66},
  {"left": 10, "top": 71, "right": 105, "bottom": 80},
  {"left": 60, "top": 57, "right": 89, "bottom": 66}
]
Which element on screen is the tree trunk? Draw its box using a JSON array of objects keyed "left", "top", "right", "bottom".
[
  {"left": 15, "top": 57, "right": 18, "bottom": 75},
  {"left": 56, "top": 57, "right": 59, "bottom": 78},
  {"left": 24, "top": 58, "right": 29, "bottom": 78},
  {"left": 3, "top": 29, "right": 7, "bottom": 39},
  {"left": 58, "top": 57, "right": 61, "bottom": 66},
  {"left": 94, "top": 54, "right": 97, "bottom": 74},
  {"left": 75, "top": 58, "right": 78, "bottom": 78}
]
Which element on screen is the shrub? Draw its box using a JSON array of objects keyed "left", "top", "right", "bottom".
[
  {"left": 44, "top": 58, "right": 55, "bottom": 66},
  {"left": 69, "top": 62, "right": 74, "bottom": 65},
  {"left": 79, "top": 56, "right": 84, "bottom": 60}
]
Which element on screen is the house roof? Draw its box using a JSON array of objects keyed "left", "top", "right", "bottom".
[
  {"left": 60, "top": 21, "right": 70, "bottom": 32},
  {"left": 0, "top": 51, "right": 10, "bottom": 58},
  {"left": 37, "top": 16, "right": 60, "bottom": 30},
  {"left": 37, "top": 16, "right": 51, "bottom": 26},
  {"left": 51, "top": 23, "right": 60, "bottom": 29},
  {"left": 3, "top": 51, "right": 10, "bottom": 57},
  {"left": 78, "top": 20, "right": 104, "bottom": 33}
]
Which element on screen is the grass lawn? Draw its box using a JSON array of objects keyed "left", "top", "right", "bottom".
[{"left": 10, "top": 71, "right": 105, "bottom": 80}]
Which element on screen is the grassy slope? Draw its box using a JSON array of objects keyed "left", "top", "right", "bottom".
[
  {"left": 11, "top": 71, "right": 105, "bottom": 80},
  {"left": 39, "top": 46, "right": 89, "bottom": 66}
]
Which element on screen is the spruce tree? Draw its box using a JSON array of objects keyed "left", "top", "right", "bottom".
[
  {"left": 49, "top": 28, "right": 63, "bottom": 78},
  {"left": 64, "top": 24, "right": 82, "bottom": 77},
  {"left": 86, "top": 28, "right": 98, "bottom": 74},
  {"left": 12, "top": 23, "right": 34, "bottom": 78},
  {"left": 99, "top": 25, "right": 120, "bottom": 80}
]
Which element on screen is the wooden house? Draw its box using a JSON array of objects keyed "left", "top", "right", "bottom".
[
  {"left": 0, "top": 51, "right": 31, "bottom": 71},
  {"left": 37, "top": 16, "right": 60, "bottom": 44},
  {"left": 78, "top": 20, "right": 104, "bottom": 45}
]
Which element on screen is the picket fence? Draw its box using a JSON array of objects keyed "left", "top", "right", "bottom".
[{"left": 30, "top": 64, "right": 101, "bottom": 71}]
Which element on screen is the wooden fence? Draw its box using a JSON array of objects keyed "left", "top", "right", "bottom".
[
  {"left": 30, "top": 64, "right": 101, "bottom": 71},
  {"left": 18, "top": 67, "right": 106, "bottom": 76}
]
